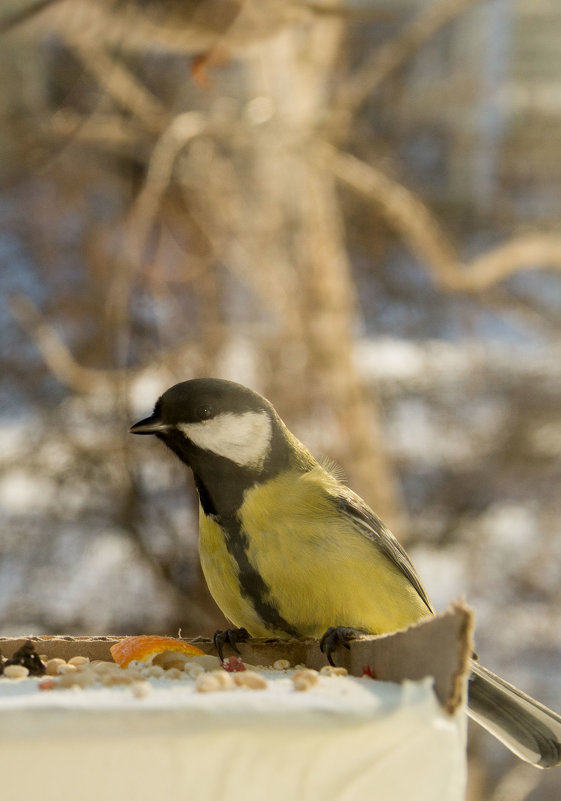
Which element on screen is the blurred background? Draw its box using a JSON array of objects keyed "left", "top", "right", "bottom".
[{"left": 1, "top": 0, "right": 561, "bottom": 797}]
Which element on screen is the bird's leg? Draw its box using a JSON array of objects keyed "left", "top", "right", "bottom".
[
  {"left": 320, "top": 626, "right": 366, "bottom": 667},
  {"left": 212, "top": 626, "right": 250, "bottom": 662}
]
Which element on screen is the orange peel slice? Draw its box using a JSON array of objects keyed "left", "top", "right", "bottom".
[{"left": 110, "top": 635, "right": 205, "bottom": 668}]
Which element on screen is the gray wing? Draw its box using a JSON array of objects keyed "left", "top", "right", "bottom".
[{"left": 334, "top": 491, "right": 434, "bottom": 614}]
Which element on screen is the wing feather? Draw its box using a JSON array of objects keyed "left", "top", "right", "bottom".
[{"left": 334, "top": 491, "right": 434, "bottom": 614}]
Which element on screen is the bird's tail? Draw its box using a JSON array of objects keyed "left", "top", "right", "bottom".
[{"left": 467, "top": 661, "right": 561, "bottom": 768}]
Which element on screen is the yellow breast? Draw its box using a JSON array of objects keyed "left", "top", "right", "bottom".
[
  {"left": 198, "top": 509, "right": 275, "bottom": 637},
  {"left": 198, "top": 467, "right": 432, "bottom": 638}
]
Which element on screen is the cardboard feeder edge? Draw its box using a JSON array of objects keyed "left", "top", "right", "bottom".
[{"left": 0, "top": 602, "right": 474, "bottom": 713}]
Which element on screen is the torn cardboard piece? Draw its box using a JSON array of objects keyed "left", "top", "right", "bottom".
[{"left": 0, "top": 602, "right": 473, "bottom": 713}]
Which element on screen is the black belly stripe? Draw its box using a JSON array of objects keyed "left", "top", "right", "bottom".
[{"left": 220, "top": 511, "right": 300, "bottom": 637}]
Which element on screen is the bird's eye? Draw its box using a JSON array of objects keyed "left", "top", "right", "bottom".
[{"left": 196, "top": 403, "right": 214, "bottom": 421}]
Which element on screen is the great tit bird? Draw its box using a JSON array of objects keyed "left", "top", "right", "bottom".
[{"left": 131, "top": 378, "right": 561, "bottom": 768}]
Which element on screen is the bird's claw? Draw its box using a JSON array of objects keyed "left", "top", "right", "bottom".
[
  {"left": 320, "top": 626, "right": 362, "bottom": 667},
  {"left": 213, "top": 627, "right": 250, "bottom": 662}
]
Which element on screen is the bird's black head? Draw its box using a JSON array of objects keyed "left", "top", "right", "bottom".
[{"left": 130, "top": 378, "right": 300, "bottom": 516}]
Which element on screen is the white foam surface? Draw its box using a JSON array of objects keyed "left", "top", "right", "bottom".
[{"left": 0, "top": 671, "right": 466, "bottom": 801}]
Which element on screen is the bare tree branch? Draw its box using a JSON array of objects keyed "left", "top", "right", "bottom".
[
  {"left": 9, "top": 295, "right": 116, "bottom": 394},
  {"left": 9, "top": 293, "right": 233, "bottom": 395},
  {"left": 62, "top": 33, "right": 167, "bottom": 131},
  {"left": 298, "top": 162, "right": 406, "bottom": 527},
  {"left": 464, "top": 236, "right": 561, "bottom": 291},
  {"left": 0, "top": 0, "right": 61, "bottom": 34},
  {"left": 337, "top": 0, "right": 484, "bottom": 113},
  {"left": 126, "top": 112, "right": 208, "bottom": 263},
  {"left": 44, "top": 110, "right": 141, "bottom": 154},
  {"left": 320, "top": 143, "right": 561, "bottom": 292}
]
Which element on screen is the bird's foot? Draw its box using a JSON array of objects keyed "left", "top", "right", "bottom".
[
  {"left": 213, "top": 626, "right": 250, "bottom": 662},
  {"left": 320, "top": 626, "right": 365, "bottom": 667}
]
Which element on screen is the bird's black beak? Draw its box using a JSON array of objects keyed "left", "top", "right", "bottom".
[{"left": 130, "top": 414, "right": 171, "bottom": 435}]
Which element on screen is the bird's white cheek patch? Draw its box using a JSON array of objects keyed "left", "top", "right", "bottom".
[{"left": 178, "top": 411, "right": 272, "bottom": 468}]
